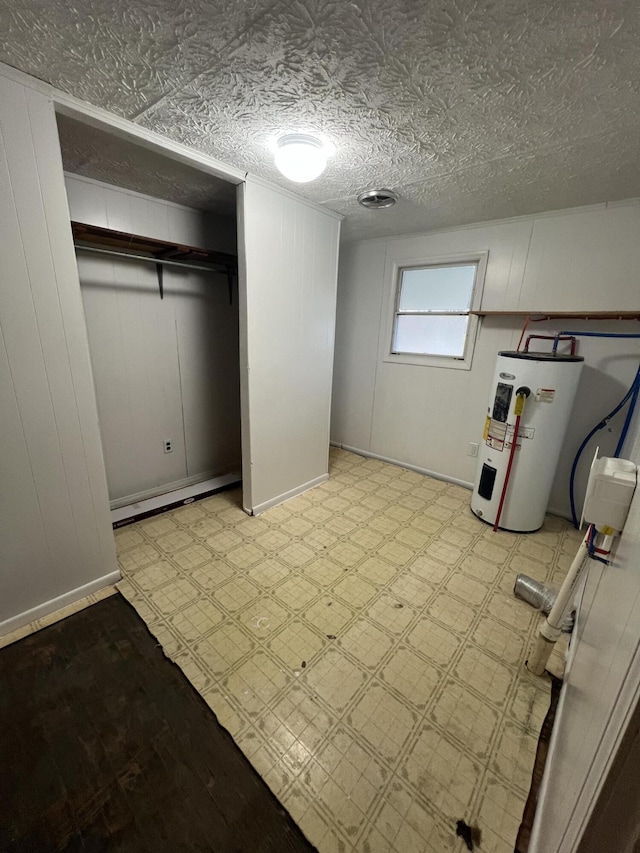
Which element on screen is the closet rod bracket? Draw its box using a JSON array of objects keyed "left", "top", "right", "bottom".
[
  {"left": 156, "top": 263, "right": 164, "bottom": 299},
  {"left": 227, "top": 267, "right": 233, "bottom": 306}
]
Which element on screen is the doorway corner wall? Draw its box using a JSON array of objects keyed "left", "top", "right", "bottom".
[
  {"left": 0, "top": 70, "right": 118, "bottom": 635},
  {"left": 237, "top": 177, "right": 342, "bottom": 515}
]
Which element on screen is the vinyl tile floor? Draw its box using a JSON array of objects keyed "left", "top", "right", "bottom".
[{"left": 116, "top": 448, "right": 579, "bottom": 853}]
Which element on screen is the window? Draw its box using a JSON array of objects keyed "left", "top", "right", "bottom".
[{"left": 384, "top": 253, "right": 486, "bottom": 370}]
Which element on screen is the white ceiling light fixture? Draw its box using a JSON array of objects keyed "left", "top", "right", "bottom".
[{"left": 274, "top": 133, "right": 328, "bottom": 183}]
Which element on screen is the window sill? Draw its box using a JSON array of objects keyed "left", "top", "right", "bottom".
[{"left": 382, "top": 352, "right": 473, "bottom": 370}]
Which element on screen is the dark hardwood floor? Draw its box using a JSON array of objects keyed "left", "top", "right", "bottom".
[
  {"left": 0, "top": 594, "right": 317, "bottom": 853},
  {"left": 515, "top": 673, "right": 563, "bottom": 853}
]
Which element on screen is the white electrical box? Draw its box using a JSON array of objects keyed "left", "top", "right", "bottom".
[{"left": 582, "top": 456, "right": 637, "bottom": 532}]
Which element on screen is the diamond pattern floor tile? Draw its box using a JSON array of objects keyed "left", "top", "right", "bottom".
[{"left": 116, "top": 447, "right": 573, "bottom": 852}]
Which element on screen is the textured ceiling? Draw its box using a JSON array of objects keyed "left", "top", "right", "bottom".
[
  {"left": 2, "top": 0, "right": 640, "bottom": 241},
  {"left": 56, "top": 114, "right": 237, "bottom": 214}
]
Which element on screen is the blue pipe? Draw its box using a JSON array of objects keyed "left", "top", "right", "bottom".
[
  {"left": 587, "top": 521, "right": 610, "bottom": 565},
  {"left": 615, "top": 373, "right": 640, "bottom": 456},
  {"left": 568, "top": 365, "right": 640, "bottom": 528},
  {"left": 558, "top": 332, "right": 640, "bottom": 337},
  {"left": 553, "top": 330, "right": 640, "bottom": 353},
  {"left": 560, "top": 329, "right": 640, "bottom": 528}
]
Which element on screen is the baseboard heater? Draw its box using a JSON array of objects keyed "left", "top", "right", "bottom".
[{"left": 111, "top": 473, "right": 241, "bottom": 529}]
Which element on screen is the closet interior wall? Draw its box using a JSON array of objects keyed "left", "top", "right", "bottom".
[{"left": 65, "top": 174, "right": 240, "bottom": 507}]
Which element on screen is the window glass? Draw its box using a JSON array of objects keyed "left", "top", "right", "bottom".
[
  {"left": 385, "top": 254, "right": 485, "bottom": 370},
  {"left": 393, "top": 314, "right": 470, "bottom": 357},
  {"left": 398, "top": 264, "right": 476, "bottom": 312}
]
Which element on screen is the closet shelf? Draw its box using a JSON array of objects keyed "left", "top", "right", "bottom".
[
  {"left": 470, "top": 310, "right": 640, "bottom": 320},
  {"left": 71, "top": 221, "right": 237, "bottom": 301}
]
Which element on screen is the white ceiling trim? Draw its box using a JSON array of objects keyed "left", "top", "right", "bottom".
[
  {"left": 0, "top": 59, "right": 50, "bottom": 94},
  {"left": 53, "top": 76, "right": 343, "bottom": 219},
  {"left": 53, "top": 89, "right": 246, "bottom": 185},
  {"left": 336, "top": 197, "right": 640, "bottom": 247},
  {"left": 0, "top": 61, "right": 343, "bottom": 221},
  {"left": 245, "top": 173, "right": 343, "bottom": 221},
  {"left": 0, "top": 60, "right": 243, "bottom": 183}
]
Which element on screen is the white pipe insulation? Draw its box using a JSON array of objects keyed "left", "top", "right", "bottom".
[{"left": 526, "top": 529, "right": 590, "bottom": 676}]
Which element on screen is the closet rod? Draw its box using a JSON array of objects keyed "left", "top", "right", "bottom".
[{"left": 74, "top": 244, "right": 232, "bottom": 276}]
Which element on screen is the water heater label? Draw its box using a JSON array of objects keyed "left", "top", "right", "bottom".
[
  {"left": 506, "top": 425, "right": 535, "bottom": 440},
  {"left": 486, "top": 419, "right": 507, "bottom": 451},
  {"left": 505, "top": 425, "right": 535, "bottom": 448},
  {"left": 536, "top": 388, "right": 556, "bottom": 403}
]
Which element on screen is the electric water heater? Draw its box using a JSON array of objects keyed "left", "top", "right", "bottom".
[{"left": 471, "top": 351, "right": 584, "bottom": 532}]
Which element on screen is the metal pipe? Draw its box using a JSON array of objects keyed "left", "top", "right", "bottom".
[
  {"left": 524, "top": 334, "right": 576, "bottom": 354},
  {"left": 514, "top": 574, "right": 557, "bottom": 613},
  {"left": 526, "top": 528, "right": 590, "bottom": 676},
  {"left": 74, "top": 244, "right": 232, "bottom": 275},
  {"left": 514, "top": 575, "right": 574, "bottom": 631}
]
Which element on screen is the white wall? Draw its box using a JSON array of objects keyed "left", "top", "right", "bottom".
[
  {"left": 529, "top": 406, "right": 640, "bottom": 852},
  {"left": 65, "top": 173, "right": 237, "bottom": 254},
  {"left": 0, "top": 76, "right": 118, "bottom": 635},
  {"left": 0, "top": 63, "right": 342, "bottom": 633},
  {"left": 65, "top": 175, "right": 240, "bottom": 505},
  {"left": 238, "top": 178, "right": 341, "bottom": 514},
  {"left": 332, "top": 201, "right": 640, "bottom": 517}
]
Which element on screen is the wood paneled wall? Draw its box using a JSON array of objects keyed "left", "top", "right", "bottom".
[
  {"left": 0, "top": 77, "right": 118, "bottom": 635},
  {"left": 0, "top": 67, "right": 342, "bottom": 632},
  {"left": 65, "top": 176, "right": 240, "bottom": 506},
  {"left": 238, "top": 179, "right": 342, "bottom": 514},
  {"left": 332, "top": 202, "right": 640, "bottom": 517},
  {"left": 530, "top": 412, "right": 640, "bottom": 852}
]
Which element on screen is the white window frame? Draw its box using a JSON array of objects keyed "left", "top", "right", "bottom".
[{"left": 382, "top": 251, "right": 488, "bottom": 370}]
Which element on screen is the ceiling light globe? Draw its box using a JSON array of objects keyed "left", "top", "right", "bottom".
[{"left": 274, "top": 134, "right": 327, "bottom": 183}]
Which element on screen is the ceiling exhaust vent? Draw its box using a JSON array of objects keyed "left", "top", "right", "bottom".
[{"left": 357, "top": 189, "right": 398, "bottom": 210}]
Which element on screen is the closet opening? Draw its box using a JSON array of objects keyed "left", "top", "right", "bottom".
[{"left": 56, "top": 113, "right": 243, "bottom": 528}]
